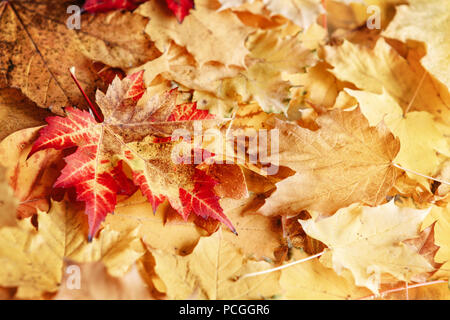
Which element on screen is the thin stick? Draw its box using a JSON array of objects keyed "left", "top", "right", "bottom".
[
  {"left": 404, "top": 70, "right": 427, "bottom": 116},
  {"left": 393, "top": 163, "right": 450, "bottom": 186},
  {"left": 322, "top": 0, "right": 327, "bottom": 31},
  {"left": 240, "top": 250, "right": 326, "bottom": 279},
  {"left": 358, "top": 280, "right": 447, "bottom": 300},
  {"left": 69, "top": 67, "right": 103, "bottom": 122}
]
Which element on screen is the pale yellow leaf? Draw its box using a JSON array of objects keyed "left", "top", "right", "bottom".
[{"left": 300, "top": 201, "right": 434, "bottom": 293}]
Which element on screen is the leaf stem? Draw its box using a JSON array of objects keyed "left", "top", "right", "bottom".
[
  {"left": 392, "top": 163, "right": 450, "bottom": 186},
  {"left": 404, "top": 70, "right": 427, "bottom": 116},
  {"left": 239, "top": 250, "right": 326, "bottom": 279},
  {"left": 69, "top": 67, "right": 103, "bottom": 122}
]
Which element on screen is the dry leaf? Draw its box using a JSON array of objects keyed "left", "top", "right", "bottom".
[
  {"left": 258, "top": 108, "right": 400, "bottom": 217},
  {"left": 54, "top": 261, "right": 152, "bottom": 300},
  {"left": 137, "top": 0, "right": 253, "bottom": 67},
  {"left": 148, "top": 231, "right": 281, "bottom": 299},
  {"left": 0, "top": 0, "right": 158, "bottom": 113},
  {"left": 0, "top": 127, "right": 64, "bottom": 218},
  {"left": 325, "top": 38, "right": 450, "bottom": 125},
  {"left": 0, "top": 200, "right": 144, "bottom": 298},
  {"left": 383, "top": 0, "right": 450, "bottom": 91},
  {"left": 280, "top": 250, "right": 371, "bottom": 299},
  {"left": 0, "top": 165, "right": 18, "bottom": 227},
  {"left": 0, "top": 89, "right": 51, "bottom": 141},
  {"left": 300, "top": 201, "right": 435, "bottom": 293},
  {"left": 346, "top": 88, "right": 450, "bottom": 185}
]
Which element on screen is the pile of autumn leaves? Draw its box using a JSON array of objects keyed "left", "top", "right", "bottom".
[{"left": 0, "top": 0, "right": 449, "bottom": 300}]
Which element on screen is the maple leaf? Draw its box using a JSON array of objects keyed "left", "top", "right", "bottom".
[
  {"left": 218, "top": 0, "right": 326, "bottom": 29},
  {"left": 324, "top": 38, "right": 450, "bottom": 126},
  {"left": 137, "top": 0, "right": 253, "bottom": 67},
  {"left": 165, "top": 0, "right": 195, "bottom": 23},
  {"left": 188, "top": 24, "right": 318, "bottom": 115},
  {"left": 83, "top": 0, "right": 147, "bottom": 12},
  {"left": 0, "top": 0, "right": 158, "bottom": 113},
  {"left": 83, "top": 0, "right": 194, "bottom": 23},
  {"left": 280, "top": 250, "right": 371, "bottom": 299},
  {"left": 0, "top": 127, "right": 64, "bottom": 218},
  {"left": 147, "top": 232, "right": 281, "bottom": 299},
  {"left": 133, "top": 43, "right": 241, "bottom": 96},
  {"left": 423, "top": 205, "right": 450, "bottom": 279},
  {"left": 236, "top": 27, "right": 317, "bottom": 114},
  {"left": 300, "top": 201, "right": 435, "bottom": 294},
  {"left": 0, "top": 165, "right": 18, "bottom": 227},
  {"left": 54, "top": 262, "right": 152, "bottom": 300},
  {"left": 30, "top": 71, "right": 239, "bottom": 239},
  {"left": 346, "top": 88, "right": 450, "bottom": 186},
  {"left": 0, "top": 201, "right": 144, "bottom": 298},
  {"left": 0, "top": 89, "right": 51, "bottom": 141},
  {"left": 383, "top": 0, "right": 450, "bottom": 91},
  {"left": 257, "top": 108, "right": 401, "bottom": 217}
]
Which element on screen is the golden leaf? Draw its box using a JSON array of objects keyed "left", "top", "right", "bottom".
[
  {"left": 0, "top": 201, "right": 144, "bottom": 298},
  {"left": 137, "top": 0, "right": 253, "bottom": 68},
  {"left": 325, "top": 38, "right": 450, "bottom": 125},
  {"left": 383, "top": 0, "right": 450, "bottom": 91},
  {"left": 280, "top": 250, "right": 370, "bottom": 299},
  {"left": 0, "top": 165, "right": 17, "bottom": 227},
  {"left": 148, "top": 231, "right": 281, "bottom": 299},
  {"left": 258, "top": 108, "right": 400, "bottom": 216},
  {"left": 0, "top": 0, "right": 158, "bottom": 112},
  {"left": 300, "top": 201, "right": 434, "bottom": 293},
  {"left": 346, "top": 88, "right": 450, "bottom": 185}
]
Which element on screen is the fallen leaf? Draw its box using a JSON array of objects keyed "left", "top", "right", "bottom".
[
  {"left": 0, "top": 88, "right": 52, "bottom": 141},
  {"left": 31, "top": 71, "right": 242, "bottom": 238},
  {"left": 0, "top": 0, "right": 158, "bottom": 112},
  {"left": 0, "top": 200, "right": 144, "bottom": 299},
  {"left": 83, "top": 0, "right": 147, "bottom": 12},
  {"left": 148, "top": 231, "right": 281, "bottom": 299},
  {"left": 0, "top": 165, "right": 18, "bottom": 227},
  {"left": 137, "top": 0, "right": 253, "bottom": 67},
  {"left": 325, "top": 38, "right": 450, "bottom": 125},
  {"left": 0, "top": 127, "right": 64, "bottom": 218},
  {"left": 280, "top": 249, "right": 371, "bottom": 299},
  {"left": 165, "top": 0, "right": 195, "bottom": 23},
  {"left": 258, "top": 108, "right": 400, "bottom": 217},
  {"left": 54, "top": 261, "right": 152, "bottom": 300},
  {"left": 383, "top": 0, "right": 450, "bottom": 91},
  {"left": 300, "top": 200, "right": 435, "bottom": 293},
  {"left": 346, "top": 88, "right": 450, "bottom": 185}
]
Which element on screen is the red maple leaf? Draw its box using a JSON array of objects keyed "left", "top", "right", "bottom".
[
  {"left": 165, "top": 0, "right": 195, "bottom": 23},
  {"left": 83, "top": 0, "right": 195, "bottom": 23},
  {"left": 83, "top": 0, "right": 146, "bottom": 12},
  {"left": 30, "top": 71, "right": 237, "bottom": 239}
]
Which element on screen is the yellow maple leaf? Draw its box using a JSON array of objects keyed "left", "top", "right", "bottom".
[
  {"left": 325, "top": 38, "right": 450, "bottom": 125},
  {"left": 346, "top": 88, "right": 450, "bottom": 185},
  {"left": 300, "top": 201, "right": 435, "bottom": 294},
  {"left": 422, "top": 205, "right": 450, "bottom": 279},
  {"left": 280, "top": 250, "right": 371, "bottom": 299},
  {"left": 54, "top": 262, "right": 152, "bottom": 300},
  {"left": 258, "top": 108, "right": 400, "bottom": 217},
  {"left": 0, "top": 201, "right": 145, "bottom": 298},
  {"left": 137, "top": 0, "right": 253, "bottom": 68},
  {"left": 383, "top": 0, "right": 450, "bottom": 91},
  {"left": 148, "top": 231, "right": 281, "bottom": 299},
  {"left": 0, "top": 165, "right": 17, "bottom": 227},
  {"left": 221, "top": 26, "right": 317, "bottom": 114}
]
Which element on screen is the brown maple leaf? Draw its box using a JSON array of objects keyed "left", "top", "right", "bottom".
[
  {"left": 0, "top": 0, "right": 159, "bottom": 113},
  {"left": 256, "top": 108, "right": 401, "bottom": 216}
]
